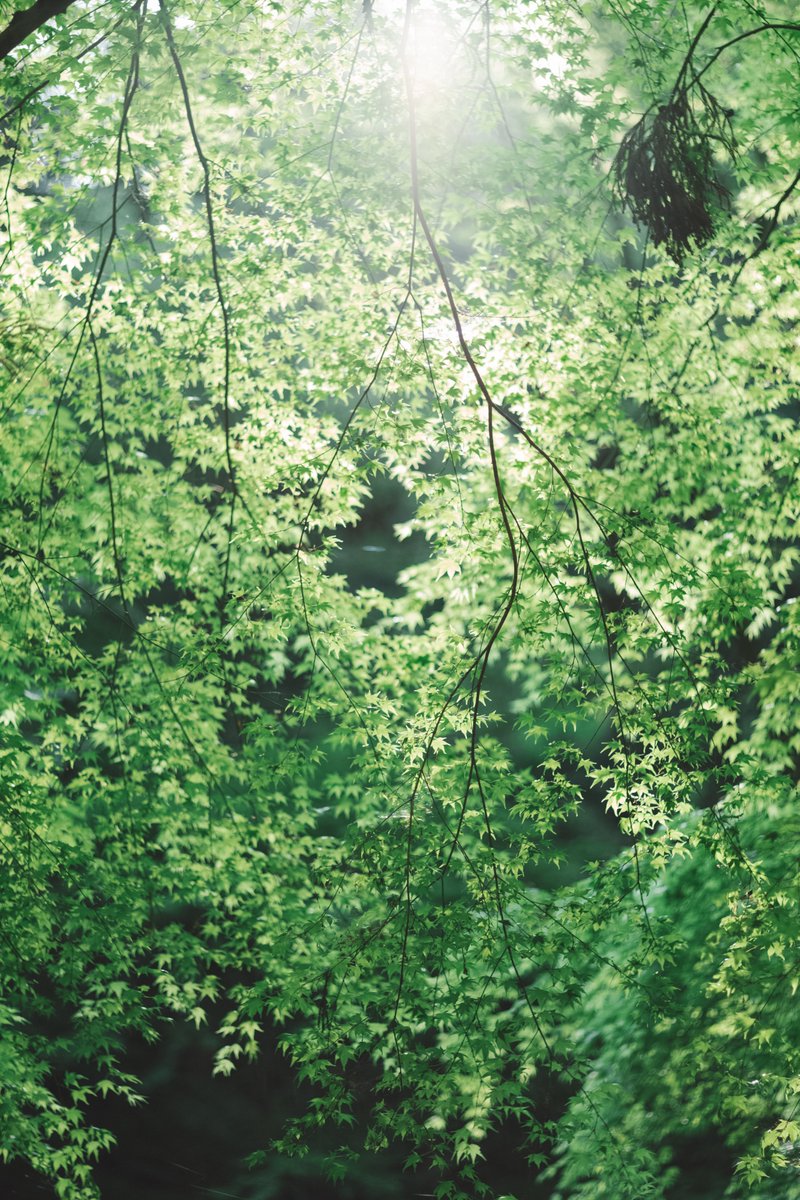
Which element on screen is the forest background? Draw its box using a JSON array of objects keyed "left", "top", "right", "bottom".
[{"left": 2, "top": 0, "right": 800, "bottom": 1197}]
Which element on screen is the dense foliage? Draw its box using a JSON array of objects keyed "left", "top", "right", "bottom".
[{"left": 2, "top": 0, "right": 800, "bottom": 1195}]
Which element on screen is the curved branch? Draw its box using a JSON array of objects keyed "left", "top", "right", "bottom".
[
  {"left": 688, "top": 22, "right": 800, "bottom": 89},
  {"left": 0, "top": 0, "right": 80, "bottom": 61}
]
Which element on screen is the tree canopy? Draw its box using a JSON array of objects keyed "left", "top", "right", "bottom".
[{"left": 2, "top": 1, "right": 800, "bottom": 1197}]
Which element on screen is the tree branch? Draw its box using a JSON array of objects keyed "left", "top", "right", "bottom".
[{"left": 0, "top": 0, "right": 81, "bottom": 61}]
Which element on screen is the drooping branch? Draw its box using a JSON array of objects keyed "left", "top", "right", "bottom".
[{"left": 0, "top": 0, "right": 80, "bottom": 61}]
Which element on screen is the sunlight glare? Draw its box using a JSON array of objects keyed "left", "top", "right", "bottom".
[{"left": 403, "top": 5, "right": 458, "bottom": 95}]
